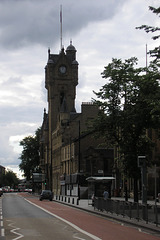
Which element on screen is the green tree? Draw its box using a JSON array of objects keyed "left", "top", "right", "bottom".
[
  {"left": 5, "top": 171, "right": 19, "bottom": 188},
  {"left": 136, "top": 6, "right": 160, "bottom": 64},
  {"left": 0, "top": 170, "right": 19, "bottom": 188},
  {"left": 0, "top": 173, "right": 5, "bottom": 187},
  {"left": 19, "top": 127, "right": 41, "bottom": 180},
  {"left": 92, "top": 57, "right": 160, "bottom": 201}
]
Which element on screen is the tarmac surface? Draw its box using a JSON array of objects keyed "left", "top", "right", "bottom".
[
  {"left": 17, "top": 192, "right": 160, "bottom": 237},
  {"left": 53, "top": 196, "right": 160, "bottom": 236},
  {"left": 16, "top": 192, "right": 160, "bottom": 240}
]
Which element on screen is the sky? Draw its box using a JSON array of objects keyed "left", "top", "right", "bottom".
[{"left": 0, "top": 0, "right": 159, "bottom": 179}]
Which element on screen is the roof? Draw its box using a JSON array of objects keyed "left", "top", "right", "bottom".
[
  {"left": 86, "top": 176, "right": 115, "bottom": 182},
  {"left": 66, "top": 42, "right": 76, "bottom": 51}
]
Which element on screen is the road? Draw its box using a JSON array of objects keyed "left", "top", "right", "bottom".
[
  {"left": 2, "top": 193, "right": 96, "bottom": 240},
  {"left": 1, "top": 193, "right": 160, "bottom": 240}
]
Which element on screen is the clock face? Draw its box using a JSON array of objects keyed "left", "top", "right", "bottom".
[{"left": 59, "top": 65, "right": 67, "bottom": 74}]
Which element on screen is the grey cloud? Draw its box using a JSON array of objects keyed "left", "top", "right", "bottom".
[
  {"left": 0, "top": 105, "right": 43, "bottom": 124},
  {"left": 0, "top": 0, "right": 126, "bottom": 49},
  {"left": 0, "top": 126, "right": 18, "bottom": 165}
]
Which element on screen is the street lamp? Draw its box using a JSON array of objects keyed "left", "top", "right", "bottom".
[
  {"left": 70, "top": 119, "right": 80, "bottom": 199},
  {"left": 138, "top": 155, "right": 147, "bottom": 221},
  {"left": 62, "top": 118, "right": 81, "bottom": 200},
  {"left": 138, "top": 156, "right": 147, "bottom": 205}
]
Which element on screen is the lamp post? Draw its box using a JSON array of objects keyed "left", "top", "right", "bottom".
[
  {"left": 78, "top": 120, "right": 81, "bottom": 173},
  {"left": 71, "top": 119, "right": 81, "bottom": 200},
  {"left": 138, "top": 155, "right": 147, "bottom": 220},
  {"left": 78, "top": 120, "right": 80, "bottom": 200},
  {"left": 138, "top": 156, "right": 147, "bottom": 205},
  {"left": 63, "top": 119, "right": 81, "bottom": 200}
]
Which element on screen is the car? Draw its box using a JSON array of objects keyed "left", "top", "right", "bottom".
[
  {"left": 0, "top": 188, "right": 3, "bottom": 197},
  {"left": 28, "top": 189, "right": 32, "bottom": 193},
  {"left": 9, "top": 189, "right": 14, "bottom": 192},
  {"left": 39, "top": 190, "right": 53, "bottom": 201},
  {"left": 24, "top": 189, "right": 32, "bottom": 193}
]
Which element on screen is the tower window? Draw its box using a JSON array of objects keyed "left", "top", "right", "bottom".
[{"left": 60, "top": 92, "right": 65, "bottom": 105}]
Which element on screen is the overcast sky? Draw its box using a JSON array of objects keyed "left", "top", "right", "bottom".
[{"left": 0, "top": 0, "right": 159, "bottom": 178}]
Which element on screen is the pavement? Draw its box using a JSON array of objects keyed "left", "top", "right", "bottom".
[{"left": 53, "top": 196, "right": 160, "bottom": 236}]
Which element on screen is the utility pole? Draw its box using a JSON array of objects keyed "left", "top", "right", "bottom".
[
  {"left": 138, "top": 156, "right": 147, "bottom": 204},
  {"left": 138, "top": 156, "right": 147, "bottom": 220}
]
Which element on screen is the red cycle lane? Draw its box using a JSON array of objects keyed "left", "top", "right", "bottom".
[{"left": 20, "top": 193, "right": 160, "bottom": 240}]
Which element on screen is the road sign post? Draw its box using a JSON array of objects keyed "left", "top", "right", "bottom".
[{"left": 138, "top": 156, "right": 147, "bottom": 220}]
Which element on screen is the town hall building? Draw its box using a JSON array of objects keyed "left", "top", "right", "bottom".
[{"left": 39, "top": 42, "right": 114, "bottom": 198}]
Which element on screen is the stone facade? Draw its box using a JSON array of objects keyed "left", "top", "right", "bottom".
[
  {"left": 40, "top": 43, "right": 114, "bottom": 198},
  {"left": 40, "top": 42, "right": 160, "bottom": 199}
]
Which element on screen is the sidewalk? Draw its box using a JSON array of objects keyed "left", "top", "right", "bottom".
[{"left": 53, "top": 196, "right": 160, "bottom": 236}]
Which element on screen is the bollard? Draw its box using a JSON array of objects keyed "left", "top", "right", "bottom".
[{"left": 76, "top": 198, "right": 79, "bottom": 205}]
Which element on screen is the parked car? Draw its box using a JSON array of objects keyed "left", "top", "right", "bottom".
[
  {"left": 39, "top": 190, "right": 53, "bottom": 201},
  {"left": 24, "top": 189, "right": 32, "bottom": 193},
  {"left": 9, "top": 189, "right": 14, "bottom": 192},
  {"left": 0, "top": 188, "right": 3, "bottom": 196}
]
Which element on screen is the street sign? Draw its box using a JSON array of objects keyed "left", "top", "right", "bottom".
[{"left": 138, "top": 156, "right": 146, "bottom": 168}]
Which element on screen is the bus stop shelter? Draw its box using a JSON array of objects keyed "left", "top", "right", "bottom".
[{"left": 86, "top": 176, "right": 115, "bottom": 205}]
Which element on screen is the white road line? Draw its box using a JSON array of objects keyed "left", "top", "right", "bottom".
[
  {"left": 25, "top": 198, "right": 101, "bottom": 240},
  {"left": 73, "top": 233, "right": 87, "bottom": 240},
  {"left": 11, "top": 227, "right": 24, "bottom": 240},
  {"left": 1, "top": 228, "right": 5, "bottom": 237},
  {"left": 8, "top": 221, "right": 24, "bottom": 240},
  {"left": 0, "top": 198, "right": 5, "bottom": 238}
]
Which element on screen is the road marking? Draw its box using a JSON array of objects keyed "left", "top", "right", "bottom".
[
  {"left": 11, "top": 227, "right": 24, "bottom": 240},
  {"left": 1, "top": 228, "right": 5, "bottom": 237},
  {"left": 25, "top": 198, "right": 101, "bottom": 240},
  {"left": 73, "top": 233, "right": 87, "bottom": 240},
  {"left": 0, "top": 198, "right": 5, "bottom": 237},
  {"left": 7, "top": 220, "right": 24, "bottom": 240}
]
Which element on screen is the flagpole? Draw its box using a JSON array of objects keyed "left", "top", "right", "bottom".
[
  {"left": 60, "top": 5, "right": 63, "bottom": 50},
  {"left": 146, "top": 44, "right": 148, "bottom": 68}
]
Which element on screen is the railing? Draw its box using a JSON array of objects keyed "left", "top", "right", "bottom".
[{"left": 94, "top": 197, "right": 160, "bottom": 226}]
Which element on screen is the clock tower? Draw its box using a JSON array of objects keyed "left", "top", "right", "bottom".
[
  {"left": 45, "top": 42, "right": 78, "bottom": 133},
  {"left": 40, "top": 42, "right": 110, "bottom": 196}
]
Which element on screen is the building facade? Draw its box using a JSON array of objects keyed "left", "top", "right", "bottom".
[
  {"left": 40, "top": 43, "right": 114, "bottom": 198},
  {"left": 39, "top": 42, "right": 160, "bottom": 200}
]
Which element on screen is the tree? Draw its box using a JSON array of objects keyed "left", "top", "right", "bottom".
[
  {"left": 5, "top": 171, "right": 19, "bottom": 188},
  {"left": 0, "top": 170, "right": 19, "bottom": 188},
  {"left": 92, "top": 57, "right": 160, "bottom": 201},
  {"left": 136, "top": 6, "right": 160, "bottom": 64},
  {"left": 19, "top": 127, "right": 41, "bottom": 180}
]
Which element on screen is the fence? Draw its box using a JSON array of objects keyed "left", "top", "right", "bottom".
[{"left": 94, "top": 197, "right": 160, "bottom": 226}]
